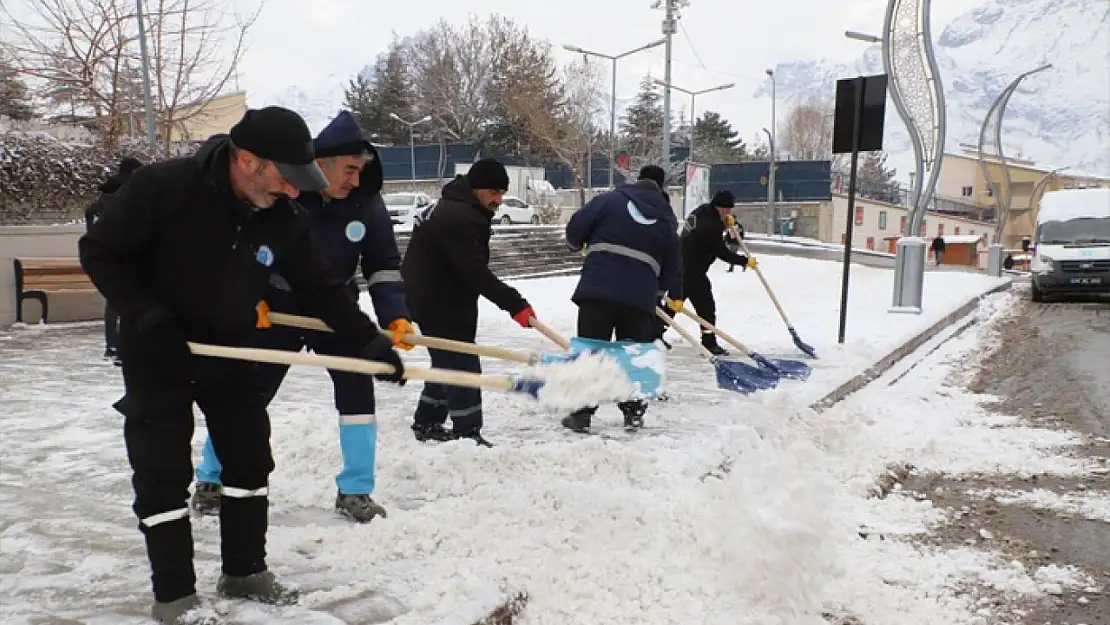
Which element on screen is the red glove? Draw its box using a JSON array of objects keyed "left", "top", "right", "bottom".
[{"left": 512, "top": 306, "right": 535, "bottom": 328}]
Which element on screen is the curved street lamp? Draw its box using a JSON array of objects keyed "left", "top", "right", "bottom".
[
  {"left": 1028, "top": 166, "right": 1068, "bottom": 224},
  {"left": 845, "top": 0, "right": 947, "bottom": 313},
  {"left": 977, "top": 64, "right": 1053, "bottom": 247}
]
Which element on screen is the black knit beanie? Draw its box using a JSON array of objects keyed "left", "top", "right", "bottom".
[
  {"left": 711, "top": 190, "right": 735, "bottom": 208},
  {"left": 466, "top": 158, "right": 510, "bottom": 191},
  {"left": 637, "top": 165, "right": 666, "bottom": 189}
]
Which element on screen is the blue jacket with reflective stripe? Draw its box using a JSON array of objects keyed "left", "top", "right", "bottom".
[{"left": 565, "top": 180, "right": 683, "bottom": 313}]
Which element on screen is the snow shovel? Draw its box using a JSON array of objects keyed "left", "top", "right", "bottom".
[
  {"left": 732, "top": 227, "right": 818, "bottom": 358},
  {"left": 187, "top": 341, "right": 652, "bottom": 408},
  {"left": 675, "top": 306, "right": 812, "bottom": 381},
  {"left": 263, "top": 311, "right": 665, "bottom": 399},
  {"left": 654, "top": 308, "right": 777, "bottom": 394}
]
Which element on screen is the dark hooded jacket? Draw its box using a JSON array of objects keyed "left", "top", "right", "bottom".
[
  {"left": 401, "top": 175, "right": 528, "bottom": 328},
  {"left": 265, "top": 111, "right": 409, "bottom": 325},
  {"left": 85, "top": 160, "right": 141, "bottom": 229},
  {"left": 78, "top": 134, "right": 383, "bottom": 349},
  {"left": 565, "top": 180, "right": 683, "bottom": 313},
  {"left": 680, "top": 202, "right": 749, "bottom": 276}
]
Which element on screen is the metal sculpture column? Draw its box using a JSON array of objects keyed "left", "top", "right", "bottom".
[
  {"left": 978, "top": 64, "right": 1052, "bottom": 276},
  {"left": 849, "top": 0, "right": 947, "bottom": 313}
]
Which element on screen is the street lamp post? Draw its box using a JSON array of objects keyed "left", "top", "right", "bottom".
[
  {"left": 765, "top": 68, "right": 777, "bottom": 235},
  {"left": 563, "top": 38, "right": 667, "bottom": 189},
  {"left": 134, "top": 0, "right": 157, "bottom": 149},
  {"left": 1029, "top": 166, "right": 1068, "bottom": 221},
  {"left": 763, "top": 127, "right": 777, "bottom": 236},
  {"left": 650, "top": 79, "right": 734, "bottom": 162},
  {"left": 976, "top": 64, "right": 1052, "bottom": 275},
  {"left": 390, "top": 113, "right": 432, "bottom": 184},
  {"left": 844, "top": 0, "right": 947, "bottom": 314}
]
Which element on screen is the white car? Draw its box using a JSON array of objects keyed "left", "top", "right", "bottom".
[
  {"left": 383, "top": 192, "right": 434, "bottom": 226},
  {"left": 494, "top": 195, "right": 539, "bottom": 225}
]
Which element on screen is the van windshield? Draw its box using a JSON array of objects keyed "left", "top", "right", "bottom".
[{"left": 1038, "top": 218, "right": 1110, "bottom": 245}]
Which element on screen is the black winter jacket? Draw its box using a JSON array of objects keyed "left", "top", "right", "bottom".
[
  {"left": 85, "top": 173, "right": 130, "bottom": 229},
  {"left": 680, "top": 203, "right": 749, "bottom": 276},
  {"left": 78, "top": 135, "right": 382, "bottom": 347},
  {"left": 401, "top": 176, "right": 528, "bottom": 325}
]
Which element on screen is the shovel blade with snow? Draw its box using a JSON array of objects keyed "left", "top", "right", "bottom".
[{"left": 712, "top": 357, "right": 779, "bottom": 394}]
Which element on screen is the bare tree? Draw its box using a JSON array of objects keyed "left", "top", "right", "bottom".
[
  {"left": 511, "top": 56, "right": 604, "bottom": 205},
  {"left": 779, "top": 96, "right": 835, "bottom": 161},
  {"left": 143, "top": 0, "right": 261, "bottom": 150},
  {"left": 404, "top": 16, "right": 501, "bottom": 143},
  {"left": 2, "top": 0, "right": 260, "bottom": 150}
]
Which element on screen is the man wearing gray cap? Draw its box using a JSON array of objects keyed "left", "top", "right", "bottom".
[{"left": 79, "top": 106, "right": 407, "bottom": 624}]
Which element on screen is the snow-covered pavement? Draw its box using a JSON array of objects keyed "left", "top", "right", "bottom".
[{"left": 1, "top": 255, "right": 1047, "bottom": 625}]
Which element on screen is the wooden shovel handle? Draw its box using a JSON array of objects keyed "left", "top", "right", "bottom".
[
  {"left": 655, "top": 308, "right": 717, "bottom": 361},
  {"left": 675, "top": 306, "right": 750, "bottom": 357},
  {"left": 266, "top": 311, "right": 536, "bottom": 365},
  {"left": 733, "top": 231, "right": 795, "bottom": 327},
  {"left": 528, "top": 317, "right": 571, "bottom": 350},
  {"left": 186, "top": 341, "right": 514, "bottom": 392}
]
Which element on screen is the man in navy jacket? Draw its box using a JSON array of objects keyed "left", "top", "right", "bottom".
[
  {"left": 191, "top": 111, "right": 412, "bottom": 524},
  {"left": 561, "top": 165, "right": 682, "bottom": 433}
]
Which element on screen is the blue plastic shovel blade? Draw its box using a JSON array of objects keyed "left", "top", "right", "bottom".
[
  {"left": 713, "top": 361, "right": 765, "bottom": 394},
  {"left": 789, "top": 327, "right": 818, "bottom": 358},
  {"left": 714, "top": 359, "right": 779, "bottom": 391},
  {"left": 536, "top": 351, "right": 580, "bottom": 365},
  {"left": 567, "top": 336, "right": 665, "bottom": 399},
  {"left": 750, "top": 352, "right": 812, "bottom": 380}
]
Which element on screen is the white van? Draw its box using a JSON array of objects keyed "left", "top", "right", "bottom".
[{"left": 1029, "top": 187, "right": 1110, "bottom": 302}]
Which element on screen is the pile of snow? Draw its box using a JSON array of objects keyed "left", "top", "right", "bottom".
[{"left": 528, "top": 351, "right": 635, "bottom": 410}]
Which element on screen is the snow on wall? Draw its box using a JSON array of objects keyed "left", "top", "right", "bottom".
[{"left": 0, "top": 119, "right": 176, "bottom": 225}]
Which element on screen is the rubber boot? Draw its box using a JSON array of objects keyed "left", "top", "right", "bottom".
[
  {"left": 701, "top": 332, "right": 729, "bottom": 356},
  {"left": 190, "top": 482, "right": 221, "bottom": 516},
  {"left": 618, "top": 400, "right": 646, "bottom": 430},
  {"left": 216, "top": 570, "right": 299, "bottom": 606},
  {"left": 335, "top": 493, "right": 387, "bottom": 523},
  {"left": 151, "top": 594, "right": 221, "bottom": 624},
  {"left": 561, "top": 408, "right": 593, "bottom": 434}
]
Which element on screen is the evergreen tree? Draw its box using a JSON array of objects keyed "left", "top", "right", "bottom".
[
  {"left": 0, "top": 54, "right": 35, "bottom": 122},
  {"left": 619, "top": 74, "right": 665, "bottom": 161},
  {"left": 343, "top": 71, "right": 376, "bottom": 134},
  {"left": 691, "top": 110, "right": 746, "bottom": 163},
  {"left": 343, "top": 41, "right": 417, "bottom": 146},
  {"left": 857, "top": 150, "right": 900, "bottom": 203}
]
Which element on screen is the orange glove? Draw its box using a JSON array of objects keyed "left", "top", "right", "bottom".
[
  {"left": 255, "top": 300, "right": 272, "bottom": 329},
  {"left": 387, "top": 318, "right": 416, "bottom": 351}
]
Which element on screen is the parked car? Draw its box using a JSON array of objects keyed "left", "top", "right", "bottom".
[
  {"left": 383, "top": 192, "right": 434, "bottom": 226},
  {"left": 493, "top": 195, "right": 539, "bottom": 225}
]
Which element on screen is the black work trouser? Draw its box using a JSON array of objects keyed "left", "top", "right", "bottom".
[
  {"left": 412, "top": 312, "right": 483, "bottom": 435},
  {"left": 103, "top": 303, "right": 120, "bottom": 350},
  {"left": 572, "top": 298, "right": 655, "bottom": 418},
  {"left": 116, "top": 334, "right": 274, "bottom": 603},
  {"left": 684, "top": 272, "right": 721, "bottom": 346}
]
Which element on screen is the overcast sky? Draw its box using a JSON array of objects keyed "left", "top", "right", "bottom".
[{"left": 5, "top": 0, "right": 979, "bottom": 138}]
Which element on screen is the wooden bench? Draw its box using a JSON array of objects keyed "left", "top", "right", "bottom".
[{"left": 13, "top": 257, "right": 98, "bottom": 324}]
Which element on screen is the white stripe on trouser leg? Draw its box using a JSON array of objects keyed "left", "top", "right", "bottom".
[
  {"left": 221, "top": 486, "right": 269, "bottom": 498},
  {"left": 339, "top": 414, "right": 377, "bottom": 425},
  {"left": 448, "top": 404, "right": 481, "bottom": 418},
  {"left": 420, "top": 395, "right": 447, "bottom": 406},
  {"left": 140, "top": 507, "right": 189, "bottom": 527}
]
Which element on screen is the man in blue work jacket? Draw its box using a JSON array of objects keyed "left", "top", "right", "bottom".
[{"left": 190, "top": 110, "right": 413, "bottom": 523}]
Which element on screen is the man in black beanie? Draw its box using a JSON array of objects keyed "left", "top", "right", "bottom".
[
  {"left": 402, "top": 157, "right": 537, "bottom": 446},
  {"left": 637, "top": 164, "right": 670, "bottom": 204},
  {"left": 663, "top": 189, "right": 755, "bottom": 356},
  {"left": 79, "top": 105, "right": 407, "bottom": 624}
]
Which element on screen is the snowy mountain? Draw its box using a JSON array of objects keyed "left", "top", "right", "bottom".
[{"left": 759, "top": 0, "right": 1110, "bottom": 178}]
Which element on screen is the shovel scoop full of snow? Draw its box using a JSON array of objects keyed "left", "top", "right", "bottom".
[{"left": 525, "top": 337, "right": 665, "bottom": 411}]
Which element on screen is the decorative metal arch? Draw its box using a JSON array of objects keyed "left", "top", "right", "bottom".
[
  {"left": 977, "top": 65, "right": 1053, "bottom": 244},
  {"left": 881, "top": 0, "right": 946, "bottom": 236}
]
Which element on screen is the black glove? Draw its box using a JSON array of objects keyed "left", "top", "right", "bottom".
[
  {"left": 360, "top": 333, "right": 406, "bottom": 386},
  {"left": 738, "top": 255, "right": 750, "bottom": 271},
  {"left": 133, "top": 306, "right": 192, "bottom": 379}
]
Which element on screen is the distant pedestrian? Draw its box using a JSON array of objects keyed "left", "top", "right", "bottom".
[
  {"left": 85, "top": 156, "right": 143, "bottom": 365},
  {"left": 931, "top": 236, "right": 946, "bottom": 265},
  {"left": 1003, "top": 253, "right": 1015, "bottom": 271}
]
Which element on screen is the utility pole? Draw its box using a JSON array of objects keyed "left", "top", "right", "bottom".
[
  {"left": 134, "top": 0, "right": 157, "bottom": 150},
  {"left": 661, "top": 0, "right": 677, "bottom": 177}
]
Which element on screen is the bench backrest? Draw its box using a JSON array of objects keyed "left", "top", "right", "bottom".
[{"left": 14, "top": 258, "right": 96, "bottom": 292}]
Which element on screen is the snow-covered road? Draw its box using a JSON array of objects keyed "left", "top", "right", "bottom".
[{"left": 4, "top": 256, "right": 1063, "bottom": 625}]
